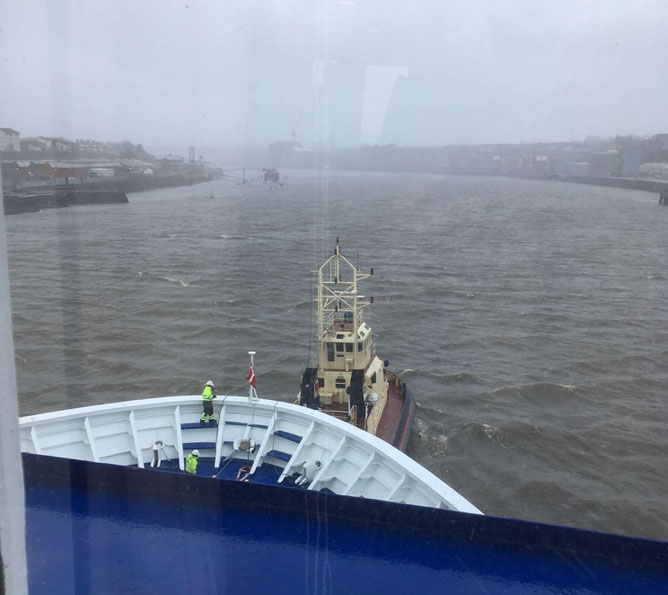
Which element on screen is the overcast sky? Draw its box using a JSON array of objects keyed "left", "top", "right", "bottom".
[{"left": 1, "top": 0, "right": 667, "bottom": 150}]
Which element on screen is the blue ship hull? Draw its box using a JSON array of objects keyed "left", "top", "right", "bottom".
[{"left": 24, "top": 453, "right": 667, "bottom": 594}]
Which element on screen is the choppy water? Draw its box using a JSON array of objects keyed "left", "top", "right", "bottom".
[{"left": 6, "top": 170, "right": 668, "bottom": 540}]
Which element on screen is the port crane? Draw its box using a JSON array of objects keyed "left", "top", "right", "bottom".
[{"left": 291, "top": 111, "right": 303, "bottom": 143}]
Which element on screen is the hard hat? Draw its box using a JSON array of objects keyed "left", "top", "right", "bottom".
[
  {"left": 205, "top": 380, "right": 215, "bottom": 387},
  {"left": 192, "top": 449, "right": 200, "bottom": 457}
]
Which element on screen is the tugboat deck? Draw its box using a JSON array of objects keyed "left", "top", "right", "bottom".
[
  {"left": 377, "top": 372, "right": 415, "bottom": 449},
  {"left": 318, "top": 370, "right": 415, "bottom": 450}
]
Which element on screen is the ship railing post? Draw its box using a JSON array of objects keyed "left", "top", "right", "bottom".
[
  {"left": 128, "top": 410, "right": 144, "bottom": 468},
  {"left": 174, "top": 406, "right": 185, "bottom": 470},
  {"left": 214, "top": 399, "right": 227, "bottom": 468}
]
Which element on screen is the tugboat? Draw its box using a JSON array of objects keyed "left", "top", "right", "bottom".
[{"left": 299, "top": 239, "right": 416, "bottom": 451}]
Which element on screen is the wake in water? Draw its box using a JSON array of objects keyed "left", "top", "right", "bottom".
[
  {"left": 131, "top": 271, "right": 195, "bottom": 287},
  {"left": 449, "top": 422, "right": 512, "bottom": 448},
  {"left": 491, "top": 382, "right": 578, "bottom": 403},
  {"left": 160, "top": 276, "right": 195, "bottom": 287}
]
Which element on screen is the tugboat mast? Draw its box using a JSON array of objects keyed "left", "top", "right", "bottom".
[{"left": 316, "top": 237, "right": 372, "bottom": 372}]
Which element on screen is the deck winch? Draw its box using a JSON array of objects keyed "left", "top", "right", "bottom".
[{"left": 233, "top": 438, "right": 256, "bottom": 453}]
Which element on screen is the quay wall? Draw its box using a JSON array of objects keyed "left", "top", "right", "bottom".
[
  {"left": 437, "top": 170, "right": 668, "bottom": 203},
  {"left": 7, "top": 172, "right": 212, "bottom": 195},
  {"left": 3, "top": 172, "right": 215, "bottom": 215},
  {"left": 3, "top": 189, "right": 128, "bottom": 215},
  {"left": 551, "top": 174, "right": 668, "bottom": 195},
  {"left": 527, "top": 174, "right": 668, "bottom": 205}
]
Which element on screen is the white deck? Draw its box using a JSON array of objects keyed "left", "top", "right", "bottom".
[{"left": 19, "top": 395, "right": 481, "bottom": 514}]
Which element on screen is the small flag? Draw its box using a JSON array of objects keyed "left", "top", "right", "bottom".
[{"left": 246, "top": 360, "right": 256, "bottom": 388}]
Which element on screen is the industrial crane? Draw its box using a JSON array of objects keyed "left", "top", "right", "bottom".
[{"left": 291, "top": 111, "right": 303, "bottom": 143}]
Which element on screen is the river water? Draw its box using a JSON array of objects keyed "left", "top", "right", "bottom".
[{"left": 6, "top": 170, "right": 668, "bottom": 540}]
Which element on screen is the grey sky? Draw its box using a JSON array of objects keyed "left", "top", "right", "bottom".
[{"left": 1, "top": 0, "right": 667, "bottom": 149}]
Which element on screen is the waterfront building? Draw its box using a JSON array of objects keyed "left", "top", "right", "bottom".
[
  {"left": 40, "top": 137, "right": 76, "bottom": 153},
  {"left": 19, "top": 137, "right": 51, "bottom": 153},
  {"left": 0, "top": 128, "right": 21, "bottom": 152},
  {"left": 638, "top": 162, "right": 668, "bottom": 178},
  {"left": 76, "top": 139, "right": 106, "bottom": 153}
]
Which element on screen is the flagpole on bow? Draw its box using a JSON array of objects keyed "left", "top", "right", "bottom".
[{"left": 247, "top": 351, "right": 258, "bottom": 402}]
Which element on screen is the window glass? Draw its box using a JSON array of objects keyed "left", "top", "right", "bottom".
[{"left": 1, "top": 4, "right": 666, "bottom": 592}]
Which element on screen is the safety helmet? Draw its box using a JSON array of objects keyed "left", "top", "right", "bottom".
[
  {"left": 205, "top": 380, "right": 215, "bottom": 387},
  {"left": 192, "top": 449, "right": 200, "bottom": 457}
]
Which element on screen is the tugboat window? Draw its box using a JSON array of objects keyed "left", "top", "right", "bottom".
[
  {"left": 327, "top": 343, "right": 335, "bottom": 362},
  {"left": 358, "top": 342, "right": 363, "bottom": 352},
  {"left": 336, "top": 343, "right": 344, "bottom": 352},
  {"left": 318, "top": 378, "right": 325, "bottom": 388},
  {"left": 335, "top": 378, "right": 347, "bottom": 388},
  {"left": 371, "top": 372, "right": 377, "bottom": 384},
  {"left": 345, "top": 343, "right": 353, "bottom": 352}
]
